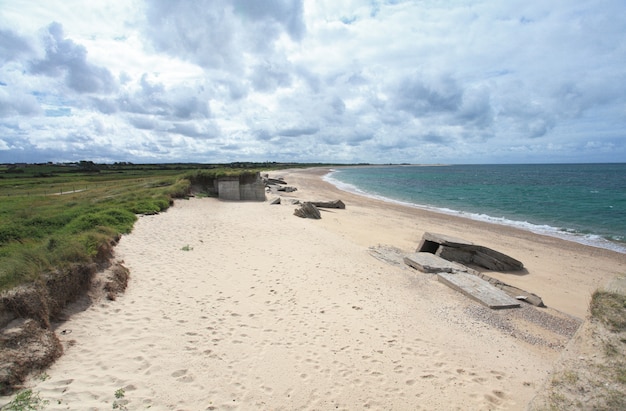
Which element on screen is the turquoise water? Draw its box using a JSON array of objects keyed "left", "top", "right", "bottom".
[{"left": 326, "top": 164, "right": 626, "bottom": 253}]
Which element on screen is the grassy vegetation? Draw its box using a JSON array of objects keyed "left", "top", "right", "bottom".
[
  {"left": 590, "top": 290, "right": 626, "bottom": 333},
  {"left": 1, "top": 388, "right": 48, "bottom": 410},
  {"left": 0, "top": 162, "right": 311, "bottom": 293}
]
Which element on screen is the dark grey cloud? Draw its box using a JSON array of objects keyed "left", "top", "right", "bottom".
[
  {"left": 233, "top": 0, "right": 305, "bottom": 40},
  {"left": 91, "top": 97, "right": 118, "bottom": 114},
  {"left": 117, "top": 75, "right": 210, "bottom": 121},
  {"left": 221, "top": 143, "right": 243, "bottom": 151},
  {"left": 374, "top": 138, "right": 411, "bottom": 151},
  {"left": 128, "top": 115, "right": 158, "bottom": 130},
  {"left": 169, "top": 122, "right": 217, "bottom": 139},
  {"left": 64, "top": 132, "right": 92, "bottom": 144},
  {"left": 139, "top": 73, "right": 164, "bottom": 96},
  {"left": 118, "top": 94, "right": 165, "bottom": 116},
  {"left": 29, "top": 23, "right": 116, "bottom": 94},
  {"left": 499, "top": 95, "right": 556, "bottom": 138},
  {"left": 294, "top": 65, "right": 322, "bottom": 93},
  {"left": 143, "top": 0, "right": 305, "bottom": 70},
  {"left": 170, "top": 93, "right": 210, "bottom": 119},
  {"left": 0, "top": 29, "right": 32, "bottom": 64},
  {"left": 550, "top": 76, "right": 626, "bottom": 119},
  {"left": 393, "top": 73, "right": 463, "bottom": 116},
  {"left": 0, "top": 127, "right": 29, "bottom": 156},
  {"left": 144, "top": 1, "right": 235, "bottom": 69},
  {"left": 329, "top": 96, "right": 345, "bottom": 116},
  {"left": 277, "top": 125, "right": 319, "bottom": 137},
  {"left": 421, "top": 133, "right": 448, "bottom": 144},
  {"left": 0, "top": 30, "right": 44, "bottom": 117},
  {"left": 455, "top": 87, "right": 493, "bottom": 128},
  {"left": 220, "top": 79, "right": 248, "bottom": 100},
  {"left": 321, "top": 130, "right": 373, "bottom": 146},
  {"left": 0, "top": 88, "right": 41, "bottom": 117},
  {"left": 254, "top": 129, "right": 272, "bottom": 141},
  {"left": 250, "top": 61, "right": 292, "bottom": 92}
]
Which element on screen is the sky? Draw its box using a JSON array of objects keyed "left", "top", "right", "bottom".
[{"left": 0, "top": 0, "right": 625, "bottom": 164}]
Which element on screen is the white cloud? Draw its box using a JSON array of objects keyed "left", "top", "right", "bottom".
[{"left": 0, "top": 0, "right": 625, "bottom": 164}]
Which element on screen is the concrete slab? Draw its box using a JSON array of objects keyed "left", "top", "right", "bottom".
[
  {"left": 422, "top": 232, "right": 475, "bottom": 247},
  {"left": 404, "top": 252, "right": 472, "bottom": 273},
  {"left": 437, "top": 272, "right": 521, "bottom": 309}
]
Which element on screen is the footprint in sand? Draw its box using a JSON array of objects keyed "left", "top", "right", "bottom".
[
  {"left": 484, "top": 391, "right": 507, "bottom": 406},
  {"left": 172, "top": 369, "right": 185, "bottom": 377},
  {"left": 490, "top": 370, "right": 506, "bottom": 380},
  {"left": 171, "top": 369, "right": 189, "bottom": 380}
]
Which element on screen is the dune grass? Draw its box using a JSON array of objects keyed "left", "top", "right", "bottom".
[
  {"left": 0, "top": 164, "right": 232, "bottom": 292},
  {"left": 0, "top": 175, "right": 184, "bottom": 291},
  {"left": 590, "top": 290, "right": 626, "bottom": 333}
]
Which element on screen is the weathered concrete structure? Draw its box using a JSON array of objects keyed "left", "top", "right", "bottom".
[
  {"left": 416, "top": 232, "right": 524, "bottom": 271},
  {"left": 404, "top": 233, "right": 536, "bottom": 309},
  {"left": 404, "top": 251, "right": 521, "bottom": 309},
  {"left": 215, "top": 173, "right": 266, "bottom": 201},
  {"left": 437, "top": 272, "right": 522, "bottom": 309},
  {"left": 294, "top": 202, "right": 322, "bottom": 219},
  {"left": 404, "top": 252, "right": 476, "bottom": 274}
]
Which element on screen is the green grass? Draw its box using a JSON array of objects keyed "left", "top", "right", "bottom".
[
  {"left": 0, "top": 186, "right": 161, "bottom": 291},
  {"left": 0, "top": 163, "right": 264, "bottom": 292},
  {"left": 0, "top": 171, "right": 184, "bottom": 290}
]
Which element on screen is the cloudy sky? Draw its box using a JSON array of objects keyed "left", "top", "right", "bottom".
[{"left": 1, "top": 0, "right": 625, "bottom": 164}]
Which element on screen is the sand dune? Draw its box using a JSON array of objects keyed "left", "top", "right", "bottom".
[{"left": 5, "top": 167, "right": 625, "bottom": 410}]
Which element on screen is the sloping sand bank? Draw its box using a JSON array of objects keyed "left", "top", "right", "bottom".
[{"left": 5, "top": 167, "right": 625, "bottom": 410}]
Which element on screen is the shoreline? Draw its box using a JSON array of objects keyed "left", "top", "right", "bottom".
[
  {"left": 3, "top": 166, "right": 624, "bottom": 410},
  {"left": 273, "top": 167, "right": 626, "bottom": 318},
  {"left": 322, "top": 165, "right": 626, "bottom": 255}
]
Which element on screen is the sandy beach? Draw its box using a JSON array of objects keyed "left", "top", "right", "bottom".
[{"left": 7, "top": 167, "right": 626, "bottom": 410}]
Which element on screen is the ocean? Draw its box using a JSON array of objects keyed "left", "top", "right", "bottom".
[{"left": 325, "top": 163, "right": 626, "bottom": 254}]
